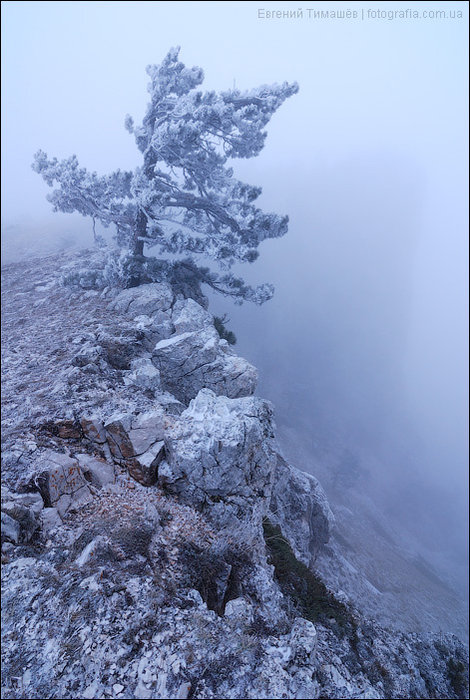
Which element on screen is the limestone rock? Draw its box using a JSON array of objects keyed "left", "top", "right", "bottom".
[
  {"left": 104, "top": 415, "right": 134, "bottom": 461},
  {"left": 171, "top": 297, "right": 213, "bottom": 334},
  {"left": 125, "top": 358, "right": 161, "bottom": 390},
  {"left": 40, "top": 507, "right": 63, "bottom": 532},
  {"left": 33, "top": 450, "right": 92, "bottom": 517},
  {"left": 75, "top": 454, "right": 115, "bottom": 488},
  {"left": 1, "top": 502, "right": 39, "bottom": 543},
  {"left": 127, "top": 408, "right": 169, "bottom": 453},
  {"left": 224, "top": 597, "right": 254, "bottom": 626},
  {"left": 104, "top": 409, "right": 169, "bottom": 485},
  {"left": 128, "top": 441, "right": 165, "bottom": 485},
  {"left": 75, "top": 536, "right": 114, "bottom": 568},
  {"left": 1, "top": 490, "right": 44, "bottom": 517},
  {"left": 71, "top": 341, "right": 104, "bottom": 368},
  {"left": 289, "top": 618, "right": 317, "bottom": 665},
  {"left": 80, "top": 416, "right": 107, "bottom": 444},
  {"left": 269, "top": 453, "right": 334, "bottom": 567},
  {"left": 162, "top": 389, "right": 276, "bottom": 552},
  {"left": 110, "top": 282, "right": 174, "bottom": 317},
  {"left": 152, "top": 327, "right": 257, "bottom": 404},
  {"left": 1, "top": 512, "right": 20, "bottom": 544}
]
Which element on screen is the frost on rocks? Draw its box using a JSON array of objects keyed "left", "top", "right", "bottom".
[
  {"left": 1, "top": 250, "right": 468, "bottom": 700},
  {"left": 110, "top": 282, "right": 174, "bottom": 317},
  {"left": 152, "top": 326, "right": 257, "bottom": 404},
  {"left": 269, "top": 453, "right": 335, "bottom": 567},
  {"left": 125, "top": 358, "right": 161, "bottom": 391},
  {"left": 162, "top": 389, "right": 276, "bottom": 554},
  {"left": 104, "top": 408, "right": 169, "bottom": 486},
  {"left": 1, "top": 488, "right": 44, "bottom": 545},
  {"left": 32, "top": 450, "right": 92, "bottom": 518},
  {"left": 1, "top": 512, "right": 21, "bottom": 545},
  {"left": 171, "top": 297, "right": 213, "bottom": 334},
  {"left": 75, "top": 454, "right": 115, "bottom": 488}
]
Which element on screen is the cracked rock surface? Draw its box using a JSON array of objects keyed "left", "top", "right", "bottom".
[{"left": 1, "top": 249, "right": 468, "bottom": 699}]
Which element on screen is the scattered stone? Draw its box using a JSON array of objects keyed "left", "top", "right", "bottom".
[
  {"left": 40, "top": 507, "right": 63, "bottom": 532},
  {"left": 75, "top": 454, "right": 115, "bottom": 488},
  {"left": 40, "top": 419, "right": 83, "bottom": 440},
  {"left": 80, "top": 417, "right": 107, "bottom": 444},
  {"left": 71, "top": 341, "right": 103, "bottom": 368},
  {"left": 33, "top": 450, "right": 92, "bottom": 516}
]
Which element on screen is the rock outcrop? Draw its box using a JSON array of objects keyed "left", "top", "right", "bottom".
[
  {"left": 1, "top": 249, "right": 468, "bottom": 700},
  {"left": 161, "top": 389, "right": 276, "bottom": 556},
  {"left": 152, "top": 326, "right": 258, "bottom": 403},
  {"left": 269, "top": 453, "right": 335, "bottom": 567}
]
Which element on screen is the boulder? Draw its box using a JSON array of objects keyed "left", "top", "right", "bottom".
[
  {"left": 75, "top": 454, "right": 115, "bottom": 488},
  {"left": 152, "top": 326, "right": 257, "bottom": 404},
  {"left": 162, "top": 389, "right": 276, "bottom": 555},
  {"left": 269, "top": 454, "right": 334, "bottom": 567},
  {"left": 104, "top": 409, "right": 169, "bottom": 486},
  {"left": 110, "top": 282, "right": 174, "bottom": 317},
  {"left": 124, "top": 358, "right": 161, "bottom": 391},
  {"left": 80, "top": 416, "right": 107, "bottom": 444},
  {"left": 171, "top": 298, "right": 213, "bottom": 334},
  {"left": 33, "top": 450, "right": 92, "bottom": 517}
]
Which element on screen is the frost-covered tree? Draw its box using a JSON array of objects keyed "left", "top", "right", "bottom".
[{"left": 33, "top": 48, "right": 298, "bottom": 303}]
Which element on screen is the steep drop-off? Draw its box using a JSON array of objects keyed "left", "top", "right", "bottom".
[{"left": 1, "top": 249, "right": 468, "bottom": 699}]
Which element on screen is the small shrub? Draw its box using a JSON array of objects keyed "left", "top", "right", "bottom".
[
  {"left": 213, "top": 315, "right": 237, "bottom": 345},
  {"left": 447, "top": 657, "right": 468, "bottom": 698},
  {"left": 262, "top": 518, "right": 357, "bottom": 636},
  {"left": 178, "top": 540, "right": 251, "bottom": 615}
]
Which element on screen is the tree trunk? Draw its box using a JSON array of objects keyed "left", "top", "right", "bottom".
[
  {"left": 132, "top": 210, "right": 147, "bottom": 257},
  {"left": 128, "top": 210, "right": 147, "bottom": 287}
]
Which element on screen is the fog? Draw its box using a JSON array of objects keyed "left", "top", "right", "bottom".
[{"left": 2, "top": 2, "right": 468, "bottom": 610}]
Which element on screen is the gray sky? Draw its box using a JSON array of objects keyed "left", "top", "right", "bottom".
[{"left": 2, "top": 1, "right": 468, "bottom": 549}]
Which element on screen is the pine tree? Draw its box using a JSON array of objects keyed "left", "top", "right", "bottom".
[{"left": 33, "top": 48, "right": 298, "bottom": 303}]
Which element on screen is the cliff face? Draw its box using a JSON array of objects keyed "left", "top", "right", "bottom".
[{"left": 1, "top": 249, "right": 468, "bottom": 700}]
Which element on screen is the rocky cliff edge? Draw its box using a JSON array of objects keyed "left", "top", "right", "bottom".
[{"left": 1, "top": 249, "right": 468, "bottom": 699}]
